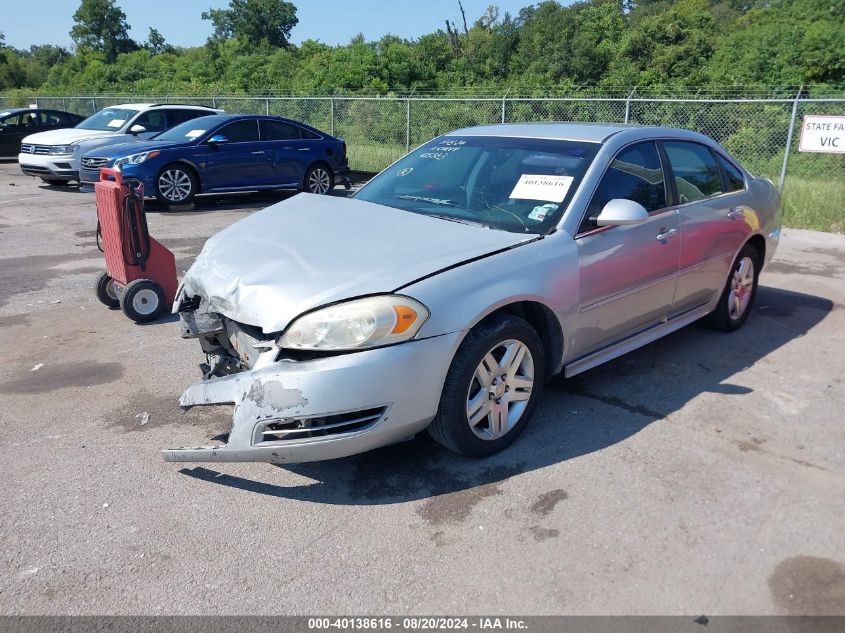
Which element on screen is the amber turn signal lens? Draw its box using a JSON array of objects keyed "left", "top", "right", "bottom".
[{"left": 392, "top": 305, "right": 418, "bottom": 334}]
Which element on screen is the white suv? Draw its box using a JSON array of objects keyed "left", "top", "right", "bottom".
[{"left": 18, "top": 103, "right": 221, "bottom": 185}]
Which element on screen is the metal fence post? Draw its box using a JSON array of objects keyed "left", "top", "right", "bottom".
[
  {"left": 265, "top": 97, "right": 270, "bottom": 116},
  {"left": 779, "top": 86, "right": 802, "bottom": 191},
  {"left": 91, "top": 97, "right": 96, "bottom": 114},
  {"left": 406, "top": 98, "right": 411, "bottom": 153},
  {"left": 330, "top": 97, "right": 335, "bottom": 137},
  {"left": 624, "top": 87, "right": 636, "bottom": 124},
  {"left": 212, "top": 96, "right": 217, "bottom": 109}
]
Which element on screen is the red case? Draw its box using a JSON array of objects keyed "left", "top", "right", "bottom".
[{"left": 95, "top": 168, "right": 178, "bottom": 304}]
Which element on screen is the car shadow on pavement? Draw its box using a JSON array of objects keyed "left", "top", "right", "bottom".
[{"left": 178, "top": 285, "right": 834, "bottom": 504}]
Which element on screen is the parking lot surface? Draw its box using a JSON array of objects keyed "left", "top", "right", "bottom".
[{"left": 0, "top": 161, "right": 843, "bottom": 615}]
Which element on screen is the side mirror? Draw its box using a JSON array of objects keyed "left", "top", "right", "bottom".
[
  {"left": 129, "top": 124, "right": 147, "bottom": 135},
  {"left": 596, "top": 199, "right": 649, "bottom": 227},
  {"left": 207, "top": 134, "right": 229, "bottom": 145}
]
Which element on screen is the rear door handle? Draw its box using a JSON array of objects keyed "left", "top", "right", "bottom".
[
  {"left": 727, "top": 206, "right": 744, "bottom": 220},
  {"left": 656, "top": 228, "right": 677, "bottom": 242},
  {"left": 251, "top": 151, "right": 266, "bottom": 155},
  {"left": 297, "top": 148, "right": 311, "bottom": 152}
]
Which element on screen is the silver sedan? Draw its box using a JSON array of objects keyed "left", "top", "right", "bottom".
[{"left": 164, "top": 122, "right": 781, "bottom": 463}]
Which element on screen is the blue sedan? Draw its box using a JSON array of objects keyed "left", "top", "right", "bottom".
[{"left": 79, "top": 114, "right": 350, "bottom": 204}]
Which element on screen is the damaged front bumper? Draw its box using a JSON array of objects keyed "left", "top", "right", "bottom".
[{"left": 162, "top": 331, "right": 461, "bottom": 463}]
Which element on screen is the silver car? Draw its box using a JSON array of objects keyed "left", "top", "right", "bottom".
[{"left": 164, "top": 123, "right": 781, "bottom": 463}]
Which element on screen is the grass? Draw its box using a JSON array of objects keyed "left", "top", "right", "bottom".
[
  {"left": 782, "top": 177, "right": 845, "bottom": 233},
  {"left": 346, "top": 141, "right": 405, "bottom": 174}
]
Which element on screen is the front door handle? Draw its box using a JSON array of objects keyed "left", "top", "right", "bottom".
[
  {"left": 251, "top": 150, "right": 266, "bottom": 155},
  {"left": 727, "top": 206, "right": 744, "bottom": 220},
  {"left": 297, "top": 148, "right": 311, "bottom": 152},
  {"left": 656, "top": 228, "right": 677, "bottom": 242}
]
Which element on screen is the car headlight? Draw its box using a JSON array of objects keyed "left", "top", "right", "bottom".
[
  {"left": 278, "top": 295, "right": 429, "bottom": 351},
  {"left": 49, "top": 145, "right": 77, "bottom": 156},
  {"left": 114, "top": 150, "right": 160, "bottom": 170}
]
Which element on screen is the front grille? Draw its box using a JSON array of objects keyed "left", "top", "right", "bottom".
[
  {"left": 81, "top": 157, "right": 109, "bottom": 169},
  {"left": 255, "top": 407, "right": 387, "bottom": 444},
  {"left": 20, "top": 144, "right": 50, "bottom": 155}
]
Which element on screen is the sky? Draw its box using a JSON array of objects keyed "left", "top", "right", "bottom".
[{"left": 2, "top": 0, "right": 535, "bottom": 50}]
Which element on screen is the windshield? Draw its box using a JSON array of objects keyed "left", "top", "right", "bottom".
[
  {"left": 355, "top": 135, "right": 599, "bottom": 233},
  {"left": 76, "top": 108, "right": 139, "bottom": 131},
  {"left": 152, "top": 115, "right": 229, "bottom": 142}
]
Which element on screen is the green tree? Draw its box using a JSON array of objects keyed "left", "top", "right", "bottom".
[
  {"left": 203, "top": 0, "right": 299, "bottom": 48},
  {"left": 70, "top": 0, "right": 136, "bottom": 62},
  {"left": 145, "top": 28, "right": 173, "bottom": 55}
]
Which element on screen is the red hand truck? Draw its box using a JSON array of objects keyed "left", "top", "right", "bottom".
[{"left": 93, "top": 168, "right": 177, "bottom": 323}]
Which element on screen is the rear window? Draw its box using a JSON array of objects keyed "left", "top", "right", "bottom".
[{"left": 716, "top": 153, "right": 745, "bottom": 192}]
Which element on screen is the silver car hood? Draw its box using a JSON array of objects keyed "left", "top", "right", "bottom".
[{"left": 181, "top": 193, "right": 533, "bottom": 333}]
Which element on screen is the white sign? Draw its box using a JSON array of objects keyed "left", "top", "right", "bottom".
[
  {"left": 509, "top": 174, "right": 574, "bottom": 203},
  {"left": 799, "top": 115, "right": 845, "bottom": 154}
]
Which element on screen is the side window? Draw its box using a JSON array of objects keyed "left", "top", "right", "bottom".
[
  {"left": 169, "top": 109, "right": 208, "bottom": 126},
  {"left": 582, "top": 142, "right": 666, "bottom": 232},
  {"left": 715, "top": 152, "right": 745, "bottom": 192},
  {"left": 1, "top": 113, "right": 22, "bottom": 128},
  {"left": 133, "top": 110, "right": 168, "bottom": 133},
  {"left": 260, "top": 120, "right": 301, "bottom": 141},
  {"left": 39, "top": 111, "right": 71, "bottom": 127},
  {"left": 216, "top": 119, "right": 260, "bottom": 143},
  {"left": 300, "top": 127, "right": 321, "bottom": 139},
  {"left": 663, "top": 141, "right": 723, "bottom": 204}
]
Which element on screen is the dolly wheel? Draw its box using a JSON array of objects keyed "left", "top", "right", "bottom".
[
  {"left": 95, "top": 271, "right": 119, "bottom": 309},
  {"left": 120, "top": 279, "right": 166, "bottom": 323}
]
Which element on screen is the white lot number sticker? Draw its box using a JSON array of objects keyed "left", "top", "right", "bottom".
[
  {"left": 185, "top": 129, "right": 206, "bottom": 139},
  {"left": 107, "top": 119, "right": 125, "bottom": 128},
  {"left": 510, "top": 174, "right": 574, "bottom": 203}
]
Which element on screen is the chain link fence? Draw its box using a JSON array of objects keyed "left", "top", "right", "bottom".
[{"left": 2, "top": 93, "right": 843, "bottom": 230}]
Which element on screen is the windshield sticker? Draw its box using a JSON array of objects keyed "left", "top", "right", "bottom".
[
  {"left": 107, "top": 119, "right": 125, "bottom": 128},
  {"left": 509, "top": 174, "right": 574, "bottom": 203},
  {"left": 397, "top": 168, "right": 413, "bottom": 177},
  {"left": 185, "top": 129, "right": 206, "bottom": 138},
  {"left": 528, "top": 203, "right": 558, "bottom": 222}
]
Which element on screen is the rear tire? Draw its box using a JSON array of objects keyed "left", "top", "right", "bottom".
[
  {"left": 120, "top": 279, "right": 165, "bottom": 323},
  {"left": 428, "top": 314, "right": 545, "bottom": 457},
  {"left": 703, "top": 243, "right": 760, "bottom": 332},
  {"left": 95, "top": 271, "right": 119, "bottom": 308},
  {"left": 304, "top": 163, "right": 334, "bottom": 195},
  {"left": 41, "top": 178, "right": 69, "bottom": 186},
  {"left": 155, "top": 164, "right": 197, "bottom": 206}
]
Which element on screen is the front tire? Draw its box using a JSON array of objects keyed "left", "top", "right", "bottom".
[
  {"left": 304, "top": 163, "right": 334, "bottom": 195},
  {"left": 428, "top": 314, "right": 545, "bottom": 457},
  {"left": 703, "top": 243, "right": 760, "bottom": 332},
  {"left": 155, "top": 164, "right": 196, "bottom": 206},
  {"left": 41, "top": 178, "right": 69, "bottom": 186},
  {"left": 119, "top": 279, "right": 165, "bottom": 323}
]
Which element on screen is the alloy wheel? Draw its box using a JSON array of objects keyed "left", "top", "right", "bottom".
[
  {"left": 158, "top": 169, "right": 192, "bottom": 202},
  {"left": 466, "top": 339, "right": 535, "bottom": 440},
  {"left": 729, "top": 256, "right": 755, "bottom": 320},
  {"left": 308, "top": 167, "right": 331, "bottom": 194}
]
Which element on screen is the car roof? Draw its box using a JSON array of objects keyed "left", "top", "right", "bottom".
[
  {"left": 447, "top": 122, "right": 631, "bottom": 143},
  {"left": 446, "top": 122, "right": 719, "bottom": 146},
  {"left": 109, "top": 103, "right": 217, "bottom": 111}
]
